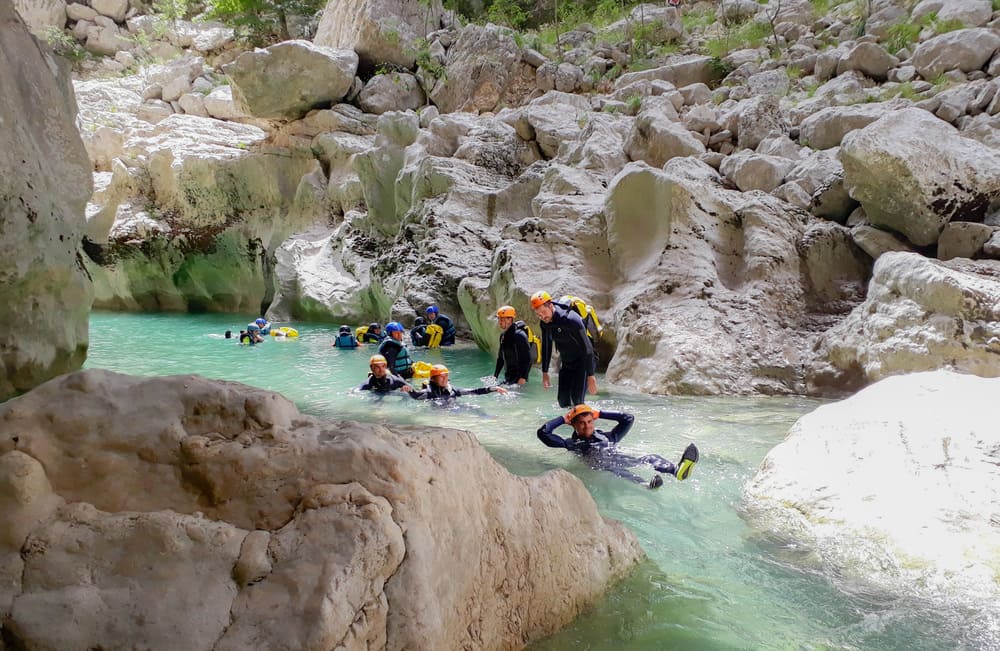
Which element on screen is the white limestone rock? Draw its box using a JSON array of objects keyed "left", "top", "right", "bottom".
[
  {"left": 720, "top": 151, "right": 793, "bottom": 193},
  {"left": 90, "top": 0, "right": 126, "bottom": 21},
  {"left": 223, "top": 40, "right": 358, "bottom": 120},
  {"left": 839, "top": 107, "right": 1000, "bottom": 246},
  {"left": 911, "top": 28, "right": 1000, "bottom": 80},
  {"left": 912, "top": 0, "right": 993, "bottom": 27},
  {"left": 624, "top": 104, "right": 705, "bottom": 167},
  {"left": 798, "top": 101, "right": 906, "bottom": 150},
  {"left": 358, "top": 72, "right": 425, "bottom": 115},
  {"left": 0, "top": 2, "right": 92, "bottom": 400},
  {"left": 835, "top": 41, "right": 898, "bottom": 80},
  {"left": 428, "top": 23, "right": 522, "bottom": 114},
  {"left": 314, "top": 0, "right": 445, "bottom": 69},
  {"left": 12, "top": 0, "right": 66, "bottom": 34},
  {"left": 202, "top": 85, "right": 245, "bottom": 120},
  {"left": 937, "top": 221, "right": 997, "bottom": 260},
  {"left": 744, "top": 370, "right": 1000, "bottom": 647},
  {"left": 807, "top": 252, "right": 1000, "bottom": 392},
  {"left": 849, "top": 223, "right": 915, "bottom": 259}
]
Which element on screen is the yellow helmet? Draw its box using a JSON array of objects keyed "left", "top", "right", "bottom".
[
  {"left": 429, "top": 364, "right": 450, "bottom": 378},
  {"left": 369, "top": 354, "right": 387, "bottom": 365},
  {"left": 530, "top": 290, "right": 552, "bottom": 309},
  {"left": 566, "top": 404, "right": 598, "bottom": 422},
  {"left": 496, "top": 305, "right": 516, "bottom": 318}
]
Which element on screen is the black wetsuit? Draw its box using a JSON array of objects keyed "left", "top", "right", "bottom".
[
  {"left": 536, "top": 411, "right": 676, "bottom": 484},
  {"left": 359, "top": 373, "right": 409, "bottom": 393},
  {"left": 494, "top": 321, "right": 532, "bottom": 385},
  {"left": 410, "top": 324, "right": 430, "bottom": 347},
  {"left": 378, "top": 337, "right": 414, "bottom": 379},
  {"left": 540, "top": 303, "right": 596, "bottom": 407},
  {"left": 431, "top": 314, "right": 456, "bottom": 346},
  {"left": 408, "top": 383, "right": 493, "bottom": 401},
  {"left": 360, "top": 331, "right": 383, "bottom": 344}
]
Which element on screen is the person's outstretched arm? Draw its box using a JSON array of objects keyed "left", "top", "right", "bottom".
[
  {"left": 599, "top": 411, "right": 635, "bottom": 443},
  {"left": 537, "top": 416, "right": 573, "bottom": 448}
]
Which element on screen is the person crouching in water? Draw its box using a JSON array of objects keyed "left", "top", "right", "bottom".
[
  {"left": 359, "top": 354, "right": 412, "bottom": 394},
  {"left": 332, "top": 325, "right": 358, "bottom": 348},
  {"left": 409, "top": 364, "right": 508, "bottom": 401},
  {"left": 378, "top": 321, "right": 414, "bottom": 379},
  {"left": 537, "top": 404, "right": 699, "bottom": 489}
]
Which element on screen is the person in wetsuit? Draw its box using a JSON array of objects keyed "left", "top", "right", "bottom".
[
  {"left": 409, "top": 364, "right": 508, "bottom": 401},
  {"left": 425, "top": 305, "right": 456, "bottom": 346},
  {"left": 378, "top": 321, "right": 415, "bottom": 379},
  {"left": 410, "top": 316, "right": 430, "bottom": 347},
  {"left": 332, "top": 325, "right": 359, "bottom": 348},
  {"left": 530, "top": 290, "right": 597, "bottom": 407},
  {"left": 537, "top": 404, "right": 699, "bottom": 489},
  {"left": 359, "top": 323, "right": 384, "bottom": 344},
  {"left": 359, "top": 354, "right": 413, "bottom": 394},
  {"left": 493, "top": 305, "right": 531, "bottom": 386}
]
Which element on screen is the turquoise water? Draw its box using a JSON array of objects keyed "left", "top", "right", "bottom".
[{"left": 84, "top": 312, "right": 972, "bottom": 650}]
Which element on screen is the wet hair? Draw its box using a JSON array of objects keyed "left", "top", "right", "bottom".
[
  {"left": 224, "top": 330, "right": 232, "bottom": 339},
  {"left": 413, "top": 316, "right": 426, "bottom": 327}
]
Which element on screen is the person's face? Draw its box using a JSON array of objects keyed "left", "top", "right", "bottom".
[
  {"left": 431, "top": 373, "right": 449, "bottom": 387},
  {"left": 370, "top": 361, "right": 388, "bottom": 378},
  {"left": 571, "top": 413, "right": 595, "bottom": 438},
  {"left": 498, "top": 316, "right": 514, "bottom": 330},
  {"left": 426, "top": 310, "right": 436, "bottom": 320},
  {"left": 533, "top": 302, "right": 554, "bottom": 323},
  {"left": 391, "top": 329, "right": 403, "bottom": 341}
]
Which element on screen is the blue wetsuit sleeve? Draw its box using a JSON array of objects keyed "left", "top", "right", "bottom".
[
  {"left": 537, "top": 416, "right": 573, "bottom": 448},
  {"left": 600, "top": 411, "right": 634, "bottom": 444},
  {"left": 359, "top": 381, "right": 371, "bottom": 391},
  {"left": 540, "top": 325, "right": 553, "bottom": 373}
]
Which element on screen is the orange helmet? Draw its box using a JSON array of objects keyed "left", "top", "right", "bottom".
[
  {"left": 496, "top": 305, "right": 516, "bottom": 318},
  {"left": 530, "top": 290, "right": 552, "bottom": 309},
  {"left": 429, "top": 364, "right": 449, "bottom": 378},
  {"left": 566, "top": 404, "right": 598, "bottom": 422},
  {"left": 369, "top": 354, "right": 387, "bottom": 365}
]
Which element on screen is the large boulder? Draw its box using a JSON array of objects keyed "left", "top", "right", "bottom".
[
  {"left": 0, "top": 2, "right": 92, "bottom": 400},
  {"left": 614, "top": 54, "right": 720, "bottom": 90},
  {"left": 358, "top": 72, "right": 425, "bottom": 115},
  {"left": 807, "top": 252, "right": 1000, "bottom": 394},
  {"left": 798, "top": 101, "right": 905, "bottom": 150},
  {"left": 0, "top": 370, "right": 643, "bottom": 650},
  {"left": 911, "top": 0, "right": 993, "bottom": 27},
  {"left": 840, "top": 108, "right": 1000, "bottom": 247},
  {"left": 911, "top": 28, "right": 1000, "bottom": 80},
  {"left": 314, "top": 0, "right": 444, "bottom": 69},
  {"left": 744, "top": 370, "right": 1000, "bottom": 645},
  {"left": 427, "top": 24, "right": 522, "bottom": 114},
  {"left": 223, "top": 40, "right": 358, "bottom": 120},
  {"left": 624, "top": 106, "right": 705, "bottom": 167}
]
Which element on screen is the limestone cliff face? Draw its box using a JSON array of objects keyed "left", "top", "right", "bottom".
[
  {"left": 0, "top": 370, "right": 644, "bottom": 650},
  {"left": 0, "top": 2, "right": 92, "bottom": 401}
]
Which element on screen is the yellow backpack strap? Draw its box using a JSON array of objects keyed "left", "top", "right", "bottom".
[
  {"left": 426, "top": 323, "right": 443, "bottom": 348},
  {"left": 526, "top": 325, "right": 541, "bottom": 364},
  {"left": 585, "top": 304, "right": 603, "bottom": 339}
]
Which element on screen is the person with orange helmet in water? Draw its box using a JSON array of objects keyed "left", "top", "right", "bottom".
[
  {"left": 408, "top": 364, "right": 508, "bottom": 401},
  {"left": 530, "top": 290, "right": 597, "bottom": 407},
  {"left": 359, "top": 354, "right": 412, "bottom": 394},
  {"left": 537, "top": 404, "right": 699, "bottom": 489},
  {"left": 493, "top": 305, "right": 532, "bottom": 386}
]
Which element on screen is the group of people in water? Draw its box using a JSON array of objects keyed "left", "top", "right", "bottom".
[{"left": 341, "top": 294, "right": 699, "bottom": 490}]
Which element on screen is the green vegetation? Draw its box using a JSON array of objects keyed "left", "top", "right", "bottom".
[
  {"left": 882, "top": 80, "right": 921, "bottom": 100},
  {"left": 995, "top": 0, "right": 1000, "bottom": 11},
  {"left": 624, "top": 93, "right": 643, "bottom": 113},
  {"left": 682, "top": 5, "right": 716, "bottom": 31},
  {"left": 932, "top": 17, "right": 965, "bottom": 34},
  {"left": 703, "top": 18, "right": 774, "bottom": 58},
  {"left": 409, "top": 37, "right": 446, "bottom": 80},
  {"left": 42, "top": 27, "right": 88, "bottom": 68},
  {"left": 204, "top": 0, "right": 325, "bottom": 44},
  {"left": 884, "top": 11, "right": 964, "bottom": 54}
]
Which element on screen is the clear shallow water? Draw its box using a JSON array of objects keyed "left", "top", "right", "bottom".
[{"left": 85, "top": 312, "right": 972, "bottom": 650}]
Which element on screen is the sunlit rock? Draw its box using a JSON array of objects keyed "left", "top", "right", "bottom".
[
  {"left": 744, "top": 370, "right": 1000, "bottom": 645},
  {"left": 314, "top": 0, "right": 445, "bottom": 69},
  {"left": 0, "top": 370, "right": 643, "bottom": 649}
]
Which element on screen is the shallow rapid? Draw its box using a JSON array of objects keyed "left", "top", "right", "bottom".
[{"left": 86, "top": 312, "right": 970, "bottom": 650}]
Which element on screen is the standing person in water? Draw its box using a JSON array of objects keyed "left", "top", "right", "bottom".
[
  {"left": 408, "top": 364, "right": 508, "bottom": 401},
  {"left": 359, "top": 354, "right": 412, "bottom": 394},
  {"left": 378, "top": 321, "right": 415, "bottom": 379},
  {"left": 410, "top": 316, "right": 430, "bottom": 347},
  {"left": 332, "top": 325, "right": 359, "bottom": 348},
  {"left": 425, "top": 305, "right": 456, "bottom": 346},
  {"left": 537, "top": 404, "right": 699, "bottom": 489},
  {"left": 530, "top": 290, "right": 597, "bottom": 407},
  {"left": 493, "top": 305, "right": 532, "bottom": 386}
]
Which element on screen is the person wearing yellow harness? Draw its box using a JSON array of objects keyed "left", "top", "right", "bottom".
[
  {"left": 425, "top": 305, "right": 456, "bottom": 346},
  {"left": 378, "top": 321, "right": 415, "bottom": 379},
  {"left": 408, "top": 364, "right": 508, "bottom": 401},
  {"left": 531, "top": 290, "right": 597, "bottom": 407},
  {"left": 493, "top": 305, "right": 532, "bottom": 386}
]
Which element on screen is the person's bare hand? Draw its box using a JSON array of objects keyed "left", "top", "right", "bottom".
[
  {"left": 517, "top": 378, "right": 526, "bottom": 386},
  {"left": 587, "top": 375, "right": 598, "bottom": 395},
  {"left": 493, "top": 386, "right": 508, "bottom": 395},
  {"left": 542, "top": 372, "right": 551, "bottom": 388},
  {"left": 400, "top": 385, "right": 412, "bottom": 392}
]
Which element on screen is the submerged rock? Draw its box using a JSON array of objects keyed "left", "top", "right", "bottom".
[
  {"left": 744, "top": 370, "right": 1000, "bottom": 648},
  {"left": 0, "top": 3, "right": 92, "bottom": 400},
  {"left": 0, "top": 369, "right": 643, "bottom": 649}
]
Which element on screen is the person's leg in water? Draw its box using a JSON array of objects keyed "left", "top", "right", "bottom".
[
  {"left": 638, "top": 443, "right": 699, "bottom": 481},
  {"left": 557, "top": 363, "right": 588, "bottom": 407},
  {"left": 595, "top": 452, "right": 664, "bottom": 489}
]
